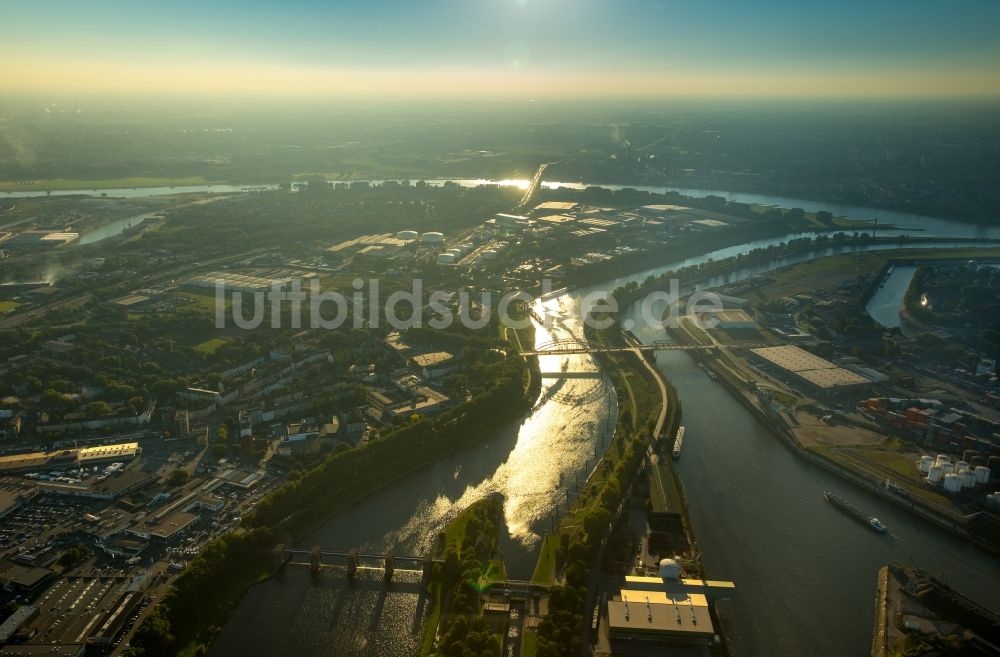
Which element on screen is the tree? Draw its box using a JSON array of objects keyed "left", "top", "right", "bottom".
[
  {"left": 130, "top": 609, "right": 174, "bottom": 657},
  {"left": 57, "top": 543, "right": 90, "bottom": 569},
  {"left": 169, "top": 469, "right": 190, "bottom": 487},
  {"left": 85, "top": 401, "right": 112, "bottom": 418}
]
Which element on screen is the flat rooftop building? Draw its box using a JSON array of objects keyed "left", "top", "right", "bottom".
[
  {"left": 0, "top": 561, "right": 51, "bottom": 593},
  {"left": 0, "top": 606, "right": 38, "bottom": 644},
  {"left": 607, "top": 569, "right": 735, "bottom": 648},
  {"left": 608, "top": 590, "right": 714, "bottom": 643},
  {"left": 703, "top": 309, "right": 758, "bottom": 330},
  {"left": 130, "top": 511, "right": 198, "bottom": 542},
  {"left": 0, "top": 442, "right": 139, "bottom": 475},
  {"left": 533, "top": 201, "right": 579, "bottom": 213},
  {"left": 751, "top": 345, "right": 869, "bottom": 397}
]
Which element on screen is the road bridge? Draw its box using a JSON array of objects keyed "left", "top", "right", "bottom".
[
  {"left": 520, "top": 338, "right": 767, "bottom": 357},
  {"left": 283, "top": 547, "right": 444, "bottom": 583}
]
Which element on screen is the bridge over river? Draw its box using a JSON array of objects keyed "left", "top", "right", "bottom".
[
  {"left": 281, "top": 547, "right": 553, "bottom": 595},
  {"left": 520, "top": 337, "right": 767, "bottom": 357}
]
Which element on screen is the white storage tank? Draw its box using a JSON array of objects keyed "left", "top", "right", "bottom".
[
  {"left": 658, "top": 558, "right": 680, "bottom": 580},
  {"left": 975, "top": 466, "right": 991, "bottom": 485},
  {"left": 927, "top": 466, "right": 943, "bottom": 483},
  {"left": 420, "top": 231, "right": 445, "bottom": 244},
  {"left": 943, "top": 473, "right": 962, "bottom": 493},
  {"left": 396, "top": 230, "right": 418, "bottom": 241},
  {"left": 436, "top": 253, "right": 456, "bottom": 265},
  {"left": 481, "top": 249, "right": 498, "bottom": 260},
  {"left": 918, "top": 455, "right": 934, "bottom": 473},
  {"left": 956, "top": 460, "right": 969, "bottom": 472},
  {"left": 959, "top": 470, "right": 976, "bottom": 489},
  {"left": 936, "top": 454, "right": 950, "bottom": 465},
  {"left": 940, "top": 462, "right": 955, "bottom": 475}
]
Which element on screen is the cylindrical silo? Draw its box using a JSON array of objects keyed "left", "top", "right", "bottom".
[
  {"left": 936, "top": 454, "right": 951, "bottom": 465},
  {"left": 927, "top": 466, "right": 943, "bottom": 483},
  {"left": 989, "top": 456, "right": 1000, "bottom": 479},
  {"left": 959, "top": 470, "right": 976, "bottom": 488},
  {"left": 943, "top": 473, "right": 962, "bottom": 493},
  {"left": 918, "top": 455, "right": 934, "bottom": 473},
  {"left": 941, "top": 462, "right": 955, "bottom": 475},
  {"left": 396, "top": 230, "right": 418, "bottom": 241},
  {"left": 956, "top": 460, "right": 969, "bottom": 472},
  {"left": 975, "top": 466, "right": 991, "bottom": 485}
]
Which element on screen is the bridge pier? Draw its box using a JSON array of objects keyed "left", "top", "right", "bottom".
[
  {"left": 309, "top": 545, "right": 321, "bottom": 576},
  {"left": 384, "top": 548, "right": 395, "bottom": 583},
  {"left": 346, "top": 548, "right": 359, "bottom": 580},
  {"left": 421, "top": 552, "right": 434, "bottom": 586}
]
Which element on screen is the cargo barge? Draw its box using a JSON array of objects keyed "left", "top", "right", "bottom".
[{"left": 824, "top": 490, "right": 889, "bottom": 533}]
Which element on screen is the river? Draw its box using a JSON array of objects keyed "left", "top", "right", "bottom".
[
  {"left": 7, "top": 178, "right": 1000, "bottom": 243},
  {"left": 212, "top": 308, "right": 619, "bottom": 657},
  {"left": 866, "top": 265, "right": 920, "bottom": 331},
  {"left": 120, "top": 181, "right": 990, "bottom": 657}
]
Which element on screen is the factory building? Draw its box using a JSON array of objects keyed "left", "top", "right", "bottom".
[
  {"left": 532, "top": 201, "right": 579, "bottom": 214},
  {"left": 606, "top": 562, "right": 734, "bottom": 649},
  {"left": 750, "top": 345, "right": 871, "bottom": 400},
  {"left": 186, "top": 271, "right": 299, "bottom": 294},
  {"left": 706, "top": 309, "right": 758, "bottom": 330}
]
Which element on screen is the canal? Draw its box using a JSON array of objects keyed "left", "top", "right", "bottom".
[{"left": 620, "top": 301, "right": 1000, "bottom": 657}]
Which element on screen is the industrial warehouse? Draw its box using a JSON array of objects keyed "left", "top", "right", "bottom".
[{"left": 750, "top": 345, "right": 871, "bottom": 399}]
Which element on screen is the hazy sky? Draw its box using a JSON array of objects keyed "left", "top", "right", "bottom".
[{"left": 4, "top": 0, "right": 1000, "bottom": 98}]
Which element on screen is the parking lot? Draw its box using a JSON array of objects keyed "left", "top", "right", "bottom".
[
  {"left": 0, "top": 491, "right": 96, "bottom": 557},
  {"left": 32, "top": 576, "right": 130, "bottom": 644}
]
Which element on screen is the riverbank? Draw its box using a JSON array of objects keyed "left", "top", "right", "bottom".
[
  {"left": 871, "top": 562, "right": 1000, "bottom": 657},
  {"left": 524, "top": 314, "right": 704, "bottom": 657},
  {"left": 419, "top": 495, "right": 506, "bottom": 657},
  {"left": 609, "top": 234, "right": 1000, "bottom": 310},
  {"left": 129, "top": 328, "right": 542, "bottom": 657},
  {"left": 669, "top": 320, "right": 977, "bottom": 546}
]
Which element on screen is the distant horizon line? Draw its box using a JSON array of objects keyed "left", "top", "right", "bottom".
[{"left": 3, "top": 90, "right": 1000, "bottom": 106}]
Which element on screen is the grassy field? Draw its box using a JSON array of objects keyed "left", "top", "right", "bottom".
[
  {"left": 747, "top": 252, "right": 889, "bottom": 301},
  {"left": 521, "top": 630, "right": 539, "bottom": 657},
  {"left": 0, "top": 176, "right": 224, "bottom": 191},
  {"left": 531, "top": 535, "right": 559, "bottom": 586},
  {"left": 740, "top": 246, "right": 1000, "bottom": 305},
  {"left": 173, "top": 288, "right": 230, "bottom": 313},
  {"left": 0, "top": 301, "right": 19, "bottom": 316},
  {"left": 824, "top": 447, "right": 956, "bottom": 510},
  {"left": 193, "top": 337, "right": 228, "bottom": 354}
]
